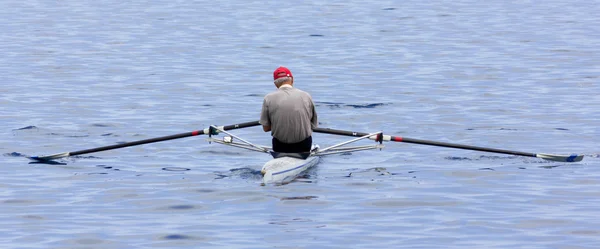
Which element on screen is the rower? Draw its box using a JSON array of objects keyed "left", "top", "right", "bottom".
[{"left": 259, "top": 66, "right": 318, "bottom": 153}]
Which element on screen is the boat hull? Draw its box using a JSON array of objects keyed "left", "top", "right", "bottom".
[{"left": 261, "top": 156, "right": 320, "bottom": 184}]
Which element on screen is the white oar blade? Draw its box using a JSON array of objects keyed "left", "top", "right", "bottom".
[
  {"left": 29, "top": 152, "right": 70, "bottom": 161},
  {"left": 536, "top": 153, "right": 583, "bottom": 163}
]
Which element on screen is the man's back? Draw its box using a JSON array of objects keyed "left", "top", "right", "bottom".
[{"left": 260, "top": 86, "right": 317, "bottom": 144}]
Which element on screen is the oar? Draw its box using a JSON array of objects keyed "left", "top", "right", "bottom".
[
  {"left": 29, "top": 121, "right": 261, "bottom": 161},
  {"left": 313, "top": 127, "right": 583, "bottom": 163}
]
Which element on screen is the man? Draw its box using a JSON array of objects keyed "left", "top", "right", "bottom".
[{"left": 260, "top": 66, "right": 318, "bottom": 153}]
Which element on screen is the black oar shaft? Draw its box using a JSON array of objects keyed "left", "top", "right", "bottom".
[
  {"left": 398, "top": 137, "right": 536, "bottom": 157},
  {"left": 69, "top": 121, "right": 260, "bottom": 157},
  {"left": 313, "top": 127, "right": 536, "bottom": 158},
  {"left": 222, "top": 121, "right": 262, "bottom": 130},
  {"left": 69, "top": 131, "right": 204, "bottom": 156},
  {"left": 313, "top": 127, "right": 370, "bottom": 137}
]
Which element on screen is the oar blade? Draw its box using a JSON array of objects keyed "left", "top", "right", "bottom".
[
  {"left": 28, "top": 152, "right": 70, "bottom": 161},
  {"left": 536, "top": 153, "right": 584, "bottom": 163}
]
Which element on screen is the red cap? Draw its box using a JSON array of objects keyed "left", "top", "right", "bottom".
[{"left": 273, "top": 66, "right": 293, "bottom": 80}]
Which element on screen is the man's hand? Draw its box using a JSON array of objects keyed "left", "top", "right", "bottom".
[{"left": 262, "top": 125, "right": 271, "bottom": 132}]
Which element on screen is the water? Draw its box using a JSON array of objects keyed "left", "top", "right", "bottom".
[{"left": 2, "top": 0, "right": 599, "bottom": 248}]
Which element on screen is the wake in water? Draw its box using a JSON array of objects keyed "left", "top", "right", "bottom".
[{"left": 214, "top": 167, "right": 263, "bottom": 181}]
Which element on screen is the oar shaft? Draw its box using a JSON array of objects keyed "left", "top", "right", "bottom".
[
  {"left": 47, "top": 121, "right": 261, "bottom": 158},
  {"left": 313, "top": 127, "right": 536, "bottom": 158},
  {"left": 396, "top": 137, "right": 536, "bottom": 157},
  {"left": 70, "top": 131, "right": 204, "bottom": 156}
]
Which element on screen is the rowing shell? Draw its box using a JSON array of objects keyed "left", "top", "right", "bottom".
[
  {"left": 261, "top": 155, "right": 320, "bottom": 184},
  {"left": 207, "top": 127, "right": 385, "bottom": 184}
]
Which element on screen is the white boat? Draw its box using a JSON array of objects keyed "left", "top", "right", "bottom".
[
  {"left": 261, "top": 153, "right": 320, "bottom": 184},
  {"left": 206, "top": 125, "right": 384, "bottom": 184}
]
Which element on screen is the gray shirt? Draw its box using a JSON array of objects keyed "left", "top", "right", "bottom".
[{"left": 260, "top": 86, "right": 318, "bottom": 143}]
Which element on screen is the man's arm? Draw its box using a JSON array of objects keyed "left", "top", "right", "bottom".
[
  {"left": 260, "top": 98, "right": 271, "bottom": 132},
  {"left": 310, "top": 99, "right": 318, "bottom": 129}
]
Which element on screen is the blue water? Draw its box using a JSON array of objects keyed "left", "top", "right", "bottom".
[{"left": 2, "top": 0, "right": 599, "bottom": 248}]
